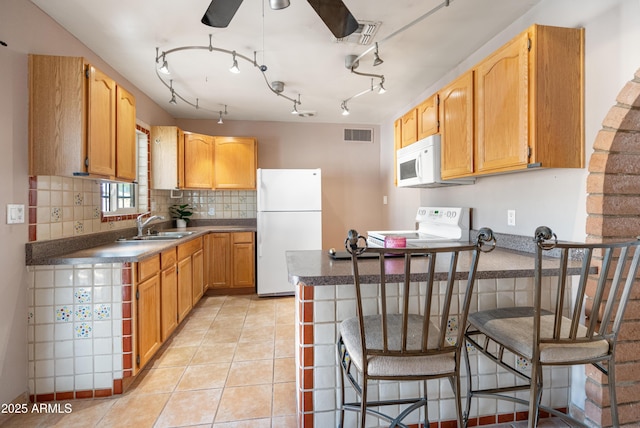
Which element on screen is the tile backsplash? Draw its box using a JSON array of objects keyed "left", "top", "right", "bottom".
[{"left": 29, "top": 176, "right": 257, "bottom": 242}]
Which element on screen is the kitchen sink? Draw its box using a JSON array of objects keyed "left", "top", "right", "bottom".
[{"left": 116, "top": 231, "right": 195, "bottom": 242}]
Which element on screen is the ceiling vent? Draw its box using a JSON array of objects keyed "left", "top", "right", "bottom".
[
  {"left": 333, "top": 21, "right": 381, "bottom": 45},
  {"left": 344, "top": 128, "right": 374, "bottom": 143}
]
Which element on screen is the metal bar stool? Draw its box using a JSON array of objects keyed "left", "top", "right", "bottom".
[
  {"left": 337, "top": 228, "right": 496, "bottom": 427},
  {"left": 463, "top": 226, "right": 640, "bottom": 427}
]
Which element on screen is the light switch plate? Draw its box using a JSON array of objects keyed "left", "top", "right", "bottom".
[{"left": 7, "top": 204, "right": 25, "bottom": 224}]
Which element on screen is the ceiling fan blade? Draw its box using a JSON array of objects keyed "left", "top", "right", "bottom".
[
  {"left": 201, "top": 0, "right": 244, "bottom": 27},
  {"left": 307, "top": 0, "right": 359, "bottom": 39}
]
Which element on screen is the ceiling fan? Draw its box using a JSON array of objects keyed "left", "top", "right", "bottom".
[{"left": 201, "top": 0, "right": 360, "bottom": 39}]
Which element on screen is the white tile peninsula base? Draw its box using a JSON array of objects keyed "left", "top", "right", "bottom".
[{"left": 295, "top": 276, "right": 572, "bottom": 427}]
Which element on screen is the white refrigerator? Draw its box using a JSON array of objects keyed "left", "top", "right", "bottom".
[{"left": 257, "top": 168, "right": 322, "bottom": 296}]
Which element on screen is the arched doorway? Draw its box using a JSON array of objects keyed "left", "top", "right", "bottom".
[{"left": 585, "top": 68, "right": 640, "bottom": 426}]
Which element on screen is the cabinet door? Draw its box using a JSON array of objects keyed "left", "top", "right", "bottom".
[
  {"left": 177, "top": 256, "right": 193, "bottom": 322},
  {"left": 87, "top": 65, "right": 117, "bottom": 177},
  {"left": 475, "top": 31, "right": 529, "bottom": 174},
  {"left": 232, "top": 243, "right": 255, "bottom": 288},
  {"left": 417, "top": 94, "right": 439, "bottom": 140},
  {"left": 213, "top": 137, "right": 257, "bottom": 189},
  {"left": 28, "top": 55, "right": 86, "bottom": 177},
  {"left": 400, "top": 109, "right": 418, "bottom": 147},
  {"left": 137, "top": 274, "right": 161, "bottom": 369},
  {"left": 116, "top": 85, "right": 137, "bottom": 181},
  {"left": 160, "top": 265, "right": 178, "bottom": 342},
  {"left": 439, "top": 70, "right": 475, "bottom": 179},
  {"left": 150, "top": 126, "right": 181, "bottom": 189},
  {"left": 211, "top": 233, "right": 231, "bottom": 288},
  {"left": 192, "top": 248, "right": 204, "bottom": 304},
  {"left": 183, "top": 133, "right": 214, "bottom": 189},
  {"left": 203, "top": 234, "right": 211, "bottom": 291}
]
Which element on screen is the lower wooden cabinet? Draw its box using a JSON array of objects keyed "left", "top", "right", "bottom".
[
  {"left": 134, "top": 233, "right": 250, "bottom": 370},
  {"left": 134, "top": 236, "right": 204, "bottom": 372},
  {"left": 177, "top": 237, "right": 203, "bottom": 322},
  {"left": 160, "top": 248, "right": 178, "bottom": 342},
  {"left": 135, "top": 255, "right": 162, "bottom": 372},
  {"left": 192, "top": 247, "right": 204, "bottom": 304},
  {"left": 209, "top": 232, "right": 255, "bottom": 293}
]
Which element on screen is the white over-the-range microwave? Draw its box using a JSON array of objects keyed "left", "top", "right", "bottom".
[{"left": 396, "top": 134, "right": 475, "bottom": 188}]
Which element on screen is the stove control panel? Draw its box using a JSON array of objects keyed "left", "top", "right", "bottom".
[{"left": 415, "top": 207, "right": 467, "bottom": 226}]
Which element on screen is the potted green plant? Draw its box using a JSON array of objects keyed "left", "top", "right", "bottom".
[{"left": 169, "top": 204, "right": 194, "bottom": 228}]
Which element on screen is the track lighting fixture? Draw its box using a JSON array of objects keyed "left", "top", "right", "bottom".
[
  {"left": 269, "top": 0, "right": 290, "bottom": 10},
  {"left": 373, "top": 43, "right": 384, "bottom": 66},
  {"left": 155, "top": 35, "right": 303, "bottom": 117},
  {"left": 159, "top": 58, "right": 170, "bottom": 75},
  {"left": 217, "top": 105, "right": 228, "bottom": 124},
  {"left": 229, "top": 51, "right": 240, "bottom": 73},
  {"left": 168, "top": 80, "right": 177, "bottom": 105},
  {"left": 291, "top": 94, "right": 302, "bottom": 115},
  {"left": 156, "top": 48, "right": 171, "bottom": 75},
  {"left": 341, "top": 101, "right": 350, "bottom": 116},
  {"left": 378, "top": 77, "right": 386, "bottom": 94}
]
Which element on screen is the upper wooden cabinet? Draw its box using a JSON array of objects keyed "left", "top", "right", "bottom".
[
  {"left": 417, "top": 94, "right": 439, "bottom": 140},
  {"left": 150, "top": 126, "right": 258, "bottom": 190},
  {"left": 400, "top": 109, "right": 418, "bottom": 147},
  {"left": 474, "top": 25, "right": 584, "bottom": 175},
  {"left": 213, "top": 137, "right": 257, "bottom": 189},
  {"left": 183, "top": 133, "right": 214, "bottom": 189},
  {"left": 393, "top": 24, "right": 584, "bottom": 184},
  {"left": 116, "top": 85, "right": 137, "bottom": 181},
  {"left": 150, "top": 126, "right": 182, "bottom": 189},
  {"left": 29, "top": 55, "right": 136, "bottom": 181},
  {"left": 440, "top": 70, "right": 475, "bottom": 179},
  {"left": 86, "top": 65, "right": 116, "bottom": 177}
]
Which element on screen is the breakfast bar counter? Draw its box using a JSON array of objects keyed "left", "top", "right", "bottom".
[{"left": 286, "top": 247, "right": 584, "bottom": 427}]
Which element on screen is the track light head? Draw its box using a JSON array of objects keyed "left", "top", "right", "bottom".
[
  {"left": 230, "top": 51, "right": 240, "bottom": 74},
  {"left": 159, "top": 58, "right": 170, "bottom": 75},
  {"left": 169, "top": 91, "right": 177, "bottom": 105},
  {"left": 217, "top": 111, "right": 224, "bottom": 124},
  {"left": 373, "top": 53, "right": 383, "bottom": 67},
  {"left": 341, "top": 101, "right": 350, "bottom": 116},
  {"left": 373, "top": 43, "right": 384, "bottom": 66},
  {"left": 378, "top": 82, "right": 386, "bottom": 94}
]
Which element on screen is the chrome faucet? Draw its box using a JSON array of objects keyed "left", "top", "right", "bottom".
[{"left": 136, "top": 212, "right": 165, "bottom": 237}]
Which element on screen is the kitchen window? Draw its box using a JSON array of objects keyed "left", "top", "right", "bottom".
[
  {"left": 100, "top": 130, "right": 148, "bottom": 218},
  {"left": 100, "top": 181, "right": 136, "bottom": 214}
]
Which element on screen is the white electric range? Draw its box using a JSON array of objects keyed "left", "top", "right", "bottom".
[{"left": 367, "top": 207, "right": 470, "bottom": 247}]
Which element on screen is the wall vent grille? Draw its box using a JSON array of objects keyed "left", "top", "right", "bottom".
[
  {"left": 333, "top": 21, "right": 381, "bottom": 45},
  {"left": 344, "top": 128, "right": 374, "bottom": 143}
]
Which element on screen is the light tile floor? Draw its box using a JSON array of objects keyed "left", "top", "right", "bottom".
[{"left": 3, "top": 294, "right": 297, "bottom": 428}]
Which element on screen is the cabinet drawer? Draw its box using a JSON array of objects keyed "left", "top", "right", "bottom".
[
  {"left": 178, "top": 237, "right": 203, "bottom": 260},
  {"left": 161, "top": 248, "right": 177, "bottom": 269},
  {"left": 232, "top": 232, "right": 254, "bottom": 244},
  {"left": 138, "top": 255, "right": 160, "bottom": 282}
]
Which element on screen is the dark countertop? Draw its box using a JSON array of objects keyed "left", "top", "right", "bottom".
[
  {"left": 26, "top": 221, "right": 256, "bottom": 265},
  {"left": 286, "top": 248, "right": 589, "bottom": 286}
]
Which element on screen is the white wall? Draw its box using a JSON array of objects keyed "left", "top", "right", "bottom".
[
  {"left": 0, "top": 43, "right": 30, "bottom": 408},
  {"left": 381, "top": 0, "right": 640, "bottom": 241}
]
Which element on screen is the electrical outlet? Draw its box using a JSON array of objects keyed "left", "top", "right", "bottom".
[{"left": 507, "top": 209, "right": 516, "bottom": 226}]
